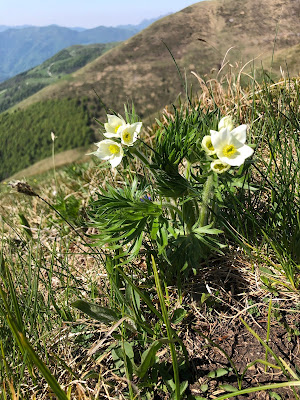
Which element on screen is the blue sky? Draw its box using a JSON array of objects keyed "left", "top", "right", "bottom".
[{"left": 1, "top": 0, "right": 199, "bottom": 28}]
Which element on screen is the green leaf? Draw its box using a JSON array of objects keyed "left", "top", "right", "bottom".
[
  {"left": 207, "top": 367, "right": 232, "bottom": 378},
  {"left": 200, "top": 383, "right": 208, "bottom": 392},
  {"left": 135, "top": 340, "right": 164, "bottom": 378},
  {"left": 130, "top": 231, "right": 143, "bottom": 256},
  {"left": 193, "top": 223, "right": 223, "bottom": 235},
  {"left": 211, "top": 381, "right": 300, "bottom": 399},
  {"left": 259, "top": 266, "right": 276, "bottom": 276},
  {"left": 260, "top": 276, "right": 270, "bottom": 286},
  {"left": 219, "top": 384, "right": 238, "bottom": 392},
  {"left": 4, "top": 265, "right": 24, "bottom": 333},
  {"left": 71, "top": 300, "right": 119, "bottom": 325},
  {"left": 18, "top": 213, "right": 33, "bottom": 238},
  {"left": 200, "top": 292, "right": 211, "bottom": 305},
  {"left": 151, "top": 217, "right": 160, "bottom": 240},
  {"left": 180, "top": 380, "right": 188, "bottom": 396},
  {"left": 123, "top": 341, "right": 134, "bottom": 360},
  {"left": 269, "top": 391, "right": 282, "bottom": 399},
  {"left": 116, "top": 267, "right": 163, "bottom": 320},
  {"left": 170, "top": 308, "right": 187, "bottom": 324},
  {"left": 8, "top": 318, "right": 68, "bottom": 400},
  {"left": 152, "top": 255, "right": 181, "bottom": 398}
]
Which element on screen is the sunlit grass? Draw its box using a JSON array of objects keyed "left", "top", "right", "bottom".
[{"left": 0, "top": 66, "right": 299, "bottom": 399}]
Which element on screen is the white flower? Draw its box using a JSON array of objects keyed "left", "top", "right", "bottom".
[
  {"left": 218, "top": 116, "right": 234, "bottom": 132},
  {"left": 210, "top": 126, "right": 253, "bottom": 166},
  {"left": 119, "top": 122, "right": 142, "bottom": 146},
  {"left": 92, "top": 139, "right": 124, "bottom": 168},
  {"left": 103, "top": 114, "right": 126, "bottom": 138},
  {"left": 210, "top": 160, "right": 230, "bottom": 174},
  {"left": 201, "top": 135, "right": 216, "bottom": 155}
]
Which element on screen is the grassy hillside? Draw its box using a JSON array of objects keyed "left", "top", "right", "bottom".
[
  {"left": 1, "top": 0, "right": 299, "bottom": 179},
  {"left": 0, "top": 43, "right": 118, "bottom": 113},
  {"left": 12, "top": 0, "right": 300, "bottom": 118}
]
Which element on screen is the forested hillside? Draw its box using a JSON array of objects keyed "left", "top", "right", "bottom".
[{"left": 0, "top": 97, "right": 98, "bottom": 180}]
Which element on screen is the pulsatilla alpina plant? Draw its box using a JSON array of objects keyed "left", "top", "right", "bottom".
[
  {"left": 88, "top": 106, "right": 255, "bottom": 281},
  {"left": 79, "top": 106, "right": 255, "bottom": 398}
]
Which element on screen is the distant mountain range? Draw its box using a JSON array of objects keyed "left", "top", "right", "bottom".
[
  {"left": 0, "top": 16, "right": 163, "bottom": 82},
  {"left": 0, "top": 24, "right": 34, "bottom": 32},
  {"left": 0, "top": 17, "right": 169, "bottom": 33}
]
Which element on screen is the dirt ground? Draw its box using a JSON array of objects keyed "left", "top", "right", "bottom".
[
  {"left": 185, "top": 317, "right": 299, "bottom": 399},
  {"left": 178, "top": 258, "right": 300, "bottom": 400}
]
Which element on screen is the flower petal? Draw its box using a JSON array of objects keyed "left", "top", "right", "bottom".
[
  {"left": 218, "top": 116, "right": 234, "bottom": 131},
  {"left": 119, "top": 122, "right": 142, "bottom": 146},
  {"left": 104, "top": 114, "right": 125, "bottom": 136},
  {"left": 210, "top": 127, "right": 229, "bottom": 149},
  {"left": 110, "top": 152, "right": 124, "bottom": 167},
  {"left": 106, "top": 114, "right": 125, "bottom": 126},
  {"left": 92, "top": 139, "right": 123, "bottom": 164},
  {"left": 202, "top": 135, "right": 216, "bottom": 155},
  {"left": 230, "top": 124, "right": 247, "bottom": 143},
  {"left": 131, "top": 122, "right": 142, "bottom": 134},
  {"left": 103, "top": 131, "right": 120, "bottom": 138},
  {"left": 94, "top": 142, "right": 112, "bottom": 160}
]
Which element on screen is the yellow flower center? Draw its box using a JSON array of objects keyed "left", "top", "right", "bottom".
[
  {"left": 114, "top": 124, "right": 121, "bottom": 133},
  {"left": 215, "top": 163, "right": 227, "bottom": 172},
  {"left": 109, "top": 144, "right": 120, "bottom": 154},
  {"left": 207, "top": 140, "right": 214, "bottom": 151},
  {"left": 122, "top": 131, "right": 131, "bottom": 144},
  {"left": 223, "top": 144, "right": 237, "bottom": 157}
]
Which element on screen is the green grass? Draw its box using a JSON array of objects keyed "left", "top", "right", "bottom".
[{"left": 0, "top": 68, "right": 299, "bottom": 399}]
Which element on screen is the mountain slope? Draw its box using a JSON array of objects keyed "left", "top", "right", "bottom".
[
  {"left": 0, "top": 43, "right": 118, "bottom": 113},
  {"left": 1, "top": 0, "right": 299, "bottom": 180},
  {"left": 13, "top": 0, "right": 300, "bottom": 118}
]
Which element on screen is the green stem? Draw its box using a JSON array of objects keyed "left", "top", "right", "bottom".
[
  {"left": 52, "top": 138, "right": 58, "bottom": 193},
  {"left": 185, "top": 160, "right": 191, "bottom": 180},
  {"left": 151, "top": 255, "right": 181, "bottom": 400},
  {"left": 130, "top": 148, "right": 151, "bottom": 167},
  {"left": 199, "top": 173, "right": 215, "bottom": 227},
  {"left": 265, "top": 299, "right": 272, "bottom": 372},
  {"left": 212, "top": 381, "right": 300, "bottom": 400}
]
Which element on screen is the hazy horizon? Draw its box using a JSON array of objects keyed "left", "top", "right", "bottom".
[
  {"left": 0, "top": 16, "right": 168, "bottom": 30},
  {"left": 1, "top": 0, "right": 199, "bottom": 29}
]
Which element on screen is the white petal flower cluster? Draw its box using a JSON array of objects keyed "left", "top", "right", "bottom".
[
  {"left": 90, "top": 114, "right": 142, "bottom": 168},
  {"left": 201, "top": 116, "right": 254, "bottom": 173}
]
